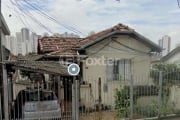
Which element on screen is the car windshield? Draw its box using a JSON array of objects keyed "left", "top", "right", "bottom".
[{"left": 22, "top": 90, "right": 57, "bottom": 102}]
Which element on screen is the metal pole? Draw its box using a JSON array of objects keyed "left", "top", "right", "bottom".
[
  {"left": 72, "top": 77, "right": 76, "bottom": 120},
  {"left": 72, "top": 77, "right": 80, "bottom": 120},
  {"left": 75, "top": 79, "right": 79, "bottom": 120},
  {"left": 2, "top": 65, "right": 8, "bottom": 120},
  {"left": 158, "top": 71, "right": 163, "bottom": 118},
  {"left": 0, "top": 93, "right": 2, "bottom": 119},
  {"left": 58, "top": 76, "right": 61, "bottom": 104},
  {"left": 130, "top": 75, "right": 134, "bottom": 119},
  {"left": 0, "top": 1, "right": 9, "bottom": 119},
  {"left": 98, "top": 77, "right": 102, "bottom": 120}
]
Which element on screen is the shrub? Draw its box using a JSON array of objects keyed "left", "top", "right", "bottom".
[{"left": 114, "top": 87, "right": 130, "bottom": 118}]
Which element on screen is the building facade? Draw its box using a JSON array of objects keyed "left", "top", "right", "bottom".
[
  {"left": 4, "top": 28, "right": 39, "bottom": 55},
  {"left": 158, "top": 35, "right": 171, "bottom": 56},
  {"left": 21, "top": 28, "right": 30, "bottom": 42},
  {"left": 5, "top": 36, "right": 17, "bottom": 55},
  {"left": 38, "top": 23, "right": 162, "bottom": 106}
]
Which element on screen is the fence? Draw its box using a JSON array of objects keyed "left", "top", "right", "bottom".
[
  {"left": 0, "top": 69, "right": 180, "bottom": 120},
  {"left": 0, "top": 74, "right": 74, "bottom": 120},
  {"left": 80, "top": 70, "right": 180, "bottom": 120}
]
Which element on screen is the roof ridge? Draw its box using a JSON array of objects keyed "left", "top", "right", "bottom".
[
  {"left": 41, "top": 36, "right": 83, "bottom": 39},
  {"left": 87, "top": 23, "right": 133, "bottom": 39}
]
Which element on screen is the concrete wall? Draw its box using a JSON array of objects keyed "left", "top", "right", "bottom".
[
  {"left": 13, "top": 83, "right": 28, "bottom": 100},
  {"left": 169, "top": 85, "right": 180, "bottom": 110},
  {"left": 165, "top": 52, "right": 180, "bottom": 64},
  {"left": 82, "top": 35, "right": 155, "bottom": 106},
  {"left": 80, "top": 85, "right": 92, "bottom": 107},
  {"left": 137, "top": 96, "right": 158, "bottom": 106}
]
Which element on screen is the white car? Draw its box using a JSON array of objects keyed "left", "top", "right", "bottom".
[{"left": 12, "top": 89, "right": 61, "bottom": 120}]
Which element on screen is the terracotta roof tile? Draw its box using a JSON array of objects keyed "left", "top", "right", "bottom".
[
  {"left": 80, "top": 23, "right": 133, "bottom": 45},
  {"left": 38, "top": 37, "right": 83, "bottom": 53},
  {"left": 47, "top": 49, "right": 78, "bottom": 57},
  {"left": 38, "top": 23, "right": 133, "bottom": 55}
]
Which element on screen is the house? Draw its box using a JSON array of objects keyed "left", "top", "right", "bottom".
[
  {"left": 161, "top": 46, "right": 180, "bottom": 64},
  {"left": 0, "top": 13, "right": 10, "bottom": 118},
  {"left": 38, "top": 23, "right": 161, "bottom": 107},
  {"left": 0, "top": 14, "right": 11, "bottom": 60}
]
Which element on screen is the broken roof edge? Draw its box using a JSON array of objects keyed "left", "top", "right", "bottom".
[{"left": 79, "top": 30, "right": 162, "bottom": 52}]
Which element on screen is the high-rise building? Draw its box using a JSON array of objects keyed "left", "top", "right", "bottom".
[
  {"left": 5, "top": 36, "right": 17, "bottom": 55},
  {"left": 16, "top": 32, "right": 23, "bottom": 54},
  {"left": 21, "top": 28, "right": 30, "bottom": 42},
  {"left": 5, "top": 28, "right": 40, "bottom": 55},
  {"left": 158, "top": 35, "right": 171, "bottom": 56},
  {"left": 21, "top": 42, "right": 27, "bottom": 55},
  {"left": 31, "top": 32, "right": 38, "bottom": 53}
]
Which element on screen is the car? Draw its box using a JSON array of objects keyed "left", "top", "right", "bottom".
[{"left": 11, "top": 89, "right": 61, "bottom": 120}]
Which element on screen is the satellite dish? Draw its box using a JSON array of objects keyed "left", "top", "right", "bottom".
[{"left": 68, "top": 63, "right": 80, "bottom": 76}]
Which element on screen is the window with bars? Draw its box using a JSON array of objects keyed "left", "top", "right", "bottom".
[{"left": 106, "top": 59, "right": 131, "bottom": 81}]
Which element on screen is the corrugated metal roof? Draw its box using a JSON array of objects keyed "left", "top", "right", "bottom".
[
  {"left": 5, "top": 61, "right": 69, "bottom": 75},
  {"left": 17, "top": 54, "right": 44, "bottom": 61}
]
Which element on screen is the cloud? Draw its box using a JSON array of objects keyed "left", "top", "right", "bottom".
[{"left": 1, "top": 0, "right": 180, "bottom": 50}]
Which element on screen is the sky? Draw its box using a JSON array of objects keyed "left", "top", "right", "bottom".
[{"left": 1, "top": 0, "right": 180, "bottom": 50}]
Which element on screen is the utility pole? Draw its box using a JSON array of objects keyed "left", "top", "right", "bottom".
[{"left": 0, "top": 0, "right": 9, "bottom": 119}]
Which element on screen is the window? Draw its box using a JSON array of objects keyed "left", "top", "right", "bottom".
[{"left": 106, "top": 59, "right": 131, "bottom": 81}]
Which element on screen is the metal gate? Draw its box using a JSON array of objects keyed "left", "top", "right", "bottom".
[{"left": 0, "top": 72, "right": 77, "bottom": 120}]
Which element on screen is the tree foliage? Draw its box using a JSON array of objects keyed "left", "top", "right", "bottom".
[{"left": 150, "top": 63, "right": 180, "bottom": 85}]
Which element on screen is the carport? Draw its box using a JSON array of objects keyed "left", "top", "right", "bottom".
[{"left": 3, "top": 60, "right": 72, "bottom": 119}]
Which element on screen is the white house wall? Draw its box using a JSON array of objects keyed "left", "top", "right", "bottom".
[
  {"left": 165, "top": 52, "right": 180, "bottom": 64},
  {"left": 82, "top": 35, "right": 154, "bottom": 106}
]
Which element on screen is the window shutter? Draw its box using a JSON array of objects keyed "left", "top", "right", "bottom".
[
  {"left": 125, "top": 59, "right": 131, "bottom": 80},
  {"left": 106, "top": 60, "right": 113, "bottom": 81},
  {"left": 119, "top": 59, "right": 125, "bottom": 80}
]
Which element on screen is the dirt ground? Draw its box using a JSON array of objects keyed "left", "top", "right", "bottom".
[{"left": 80, "top": 111, "right": 118, "bottom": 120}]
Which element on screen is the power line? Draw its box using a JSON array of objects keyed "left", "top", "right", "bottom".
[
  {"left": 5, "top": 3, "right": 35, "bottom": 33},
  {"left": 177, "top": 0, "right": 180, "bottom": 8},
  {"left": 21, "top": 0, "right": 85, "bottom": 35},
  {"left": 9, "top": 0, "right": 55, "bottom": 33},
  {"left": 22, "top": 11, "right": 54, "bottom": 34},
  {"left": 9, "top": 0, "right": 54, "bottom": 34}
]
